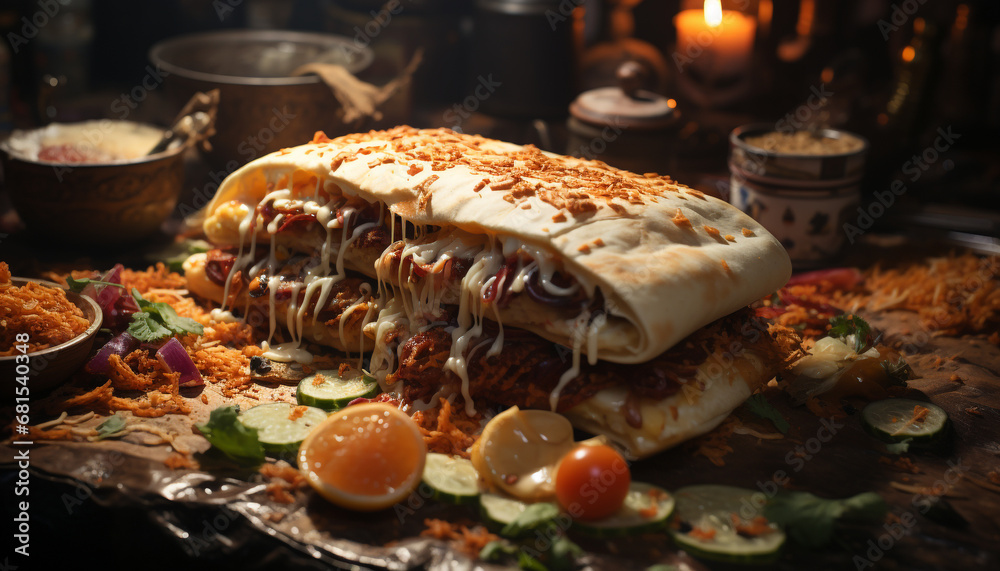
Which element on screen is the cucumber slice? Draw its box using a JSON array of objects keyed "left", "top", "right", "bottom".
[
  {"left": 670, "top": 485, "right": 785, "bottom": 565},
  {"left": 237, "top": 402, "right": 327, "bottom": 455},
  {"left": 480, "top": 493, "right": 531, "bottom": 530},
  {"left": 296, "top": 369, "right": 380, "bottom": 411},
  {"left": 861, "top": 398, "right": 949, "bottom": 444},
  {"left": 423, "top": 453, "right": 482, "bottom": 505},
  {"left": 571, "top": 482, "right": 675, "bottom": 537}
]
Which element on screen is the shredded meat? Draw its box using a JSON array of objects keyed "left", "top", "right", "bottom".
[{"left": 393, "top": 308, "right": 776, "bottom": 413}]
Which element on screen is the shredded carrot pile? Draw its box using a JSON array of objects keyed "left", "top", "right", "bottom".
[
  {"left": 44, "top": 265, "right": 206, "bottom": 418},
  {"left": 773, "top": 254, "right": 999, "bottom": 340},
  {"left": 0, "top": 261, "right": 91, "bottom": 355},
  {"left": 421, "top": 519, "right": 499, "bottom": 558},
  {"left": 412, "top": 398, "right": 483, "bottom": 457},
  {"left": 846, "top": 254, "right": 999, "bottom": 335},
  {"left": 121, "top": 263, "right": 187, "bottom": 293}
]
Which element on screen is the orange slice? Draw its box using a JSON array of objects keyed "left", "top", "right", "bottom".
[{"left": 297, "top": 402, "right": 427, "bottom": 511}]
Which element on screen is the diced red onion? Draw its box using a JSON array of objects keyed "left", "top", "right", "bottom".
[
  {"left": 156, "top": 337, "right": 204, "bottom": 387},
  {"left": 82, "top": 264, "right": 132, "bottom": 327},
  {"left": 85, "top": 332, "right": 139, "bottom": 375}
]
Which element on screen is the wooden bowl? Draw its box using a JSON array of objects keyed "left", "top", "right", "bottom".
[
  {"left": 1, "top": 278, "right": 103, "bottom": 398},
  {"left": 0, "top": 121, "right": 186, "bottom": 245}
]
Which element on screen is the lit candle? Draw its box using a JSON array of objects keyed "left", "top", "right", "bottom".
[{"left": 673, "top": 0, "right": 756, "bottom": 78}]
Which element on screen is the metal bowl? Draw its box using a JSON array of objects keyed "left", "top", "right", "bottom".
[
  {"left": 0, "top": 121, "right": 186, "bottom": 245},
  {"left": 729, "top": 123, "right": 869, "bottom": 185},
  {"left": 1, "top": 277, "right": 103, "bottom": 398},
  {"left": 149, "top": 30, "right": 374, "bottom": 170}
]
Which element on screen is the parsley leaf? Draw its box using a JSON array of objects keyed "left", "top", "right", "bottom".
[
  {"left": 127, "top": 312, "right": 172, "bottom": 341},
  {"left": 195, "top": 406, "right": 265, "bottom": 465},
  {"left": 764, "top": 490, "right": 887, "bottom": 547},
  {"left": 66, "top": 276, "right": 125, "bottom": 293},
  {"left": 828, "top": 314, "right": 872, "bottom": 354},
  {"left": 744, "top": 394, "right": 790, "bottom": 434},
  {"left": 126, "top": 288, "right": 203, "bottom": 341},
  {"left": 96, "top": 413, "right": 127, "bottom": 440},
  {"left": 501, "top": 502, "right": 560, "bottom": 538}
]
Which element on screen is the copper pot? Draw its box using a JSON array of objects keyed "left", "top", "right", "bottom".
[{"left": 149, "top": 30, "right": 374, "bottom": 171}]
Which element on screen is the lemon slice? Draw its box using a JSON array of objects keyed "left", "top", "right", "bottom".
[
  {"left": 297, "top": 402, "right": 427, "bottom": 511},
  {"left": 470, "top": 406, "right": 575, "bottom": 501}
]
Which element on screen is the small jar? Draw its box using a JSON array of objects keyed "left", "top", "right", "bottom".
[
  {"left": 729, "top": 124, "right": 869, "bottom": 267},
  {"left": 567, "top": 62, "right": 678, "bottom": 175}
]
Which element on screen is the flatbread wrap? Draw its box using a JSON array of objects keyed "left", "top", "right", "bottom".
[{"left": 186, "top": 127, "right": 794, "bottom": 457}]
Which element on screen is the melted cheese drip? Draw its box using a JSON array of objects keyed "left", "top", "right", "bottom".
[
  {"left": 261, "top": 340, "right": 314, "bottom": 363},
  {"left": 216, "top": 173, "right": 388, "bottom": 364},
  {"left": 442, "top": 240, "right": 504, "bottom": 416},
  {"left": 215, "top": 168, "right": 611, "bottom": 411},
  {"left": 369, "top": 295, "right": 409, "bottom": 391}
]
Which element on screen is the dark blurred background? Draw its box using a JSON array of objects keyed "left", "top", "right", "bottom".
[{"left": 0, "top": 0, "right": 998, "bottom": 248}]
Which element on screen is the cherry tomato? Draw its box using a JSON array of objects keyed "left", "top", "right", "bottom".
[{"left": 554, "top": 444, "right": 631, "bottom": 521}]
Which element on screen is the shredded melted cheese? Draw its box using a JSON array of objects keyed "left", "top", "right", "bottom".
[{"left": 218, "top": 167, "right": 611, "bottom": 412}]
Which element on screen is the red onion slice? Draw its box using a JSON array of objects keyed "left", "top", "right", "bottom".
[
  {"left": 85, "top": 332, "right": 139, "bottom": 375},
  {"left": 155, "top": 337, "right": 204, "bottom": 387}
]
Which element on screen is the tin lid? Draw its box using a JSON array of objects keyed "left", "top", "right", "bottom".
[{"left": 569, "top": 61, "right": 676, "bottom": 130}]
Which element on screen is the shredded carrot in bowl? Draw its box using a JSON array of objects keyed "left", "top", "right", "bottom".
[{"left": 0, "top": 262, "right": 91, "bottom": 356}]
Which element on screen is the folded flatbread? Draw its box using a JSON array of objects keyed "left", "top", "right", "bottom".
[{"left": 186, "top": 127, "right": 793, "bottom": 457}]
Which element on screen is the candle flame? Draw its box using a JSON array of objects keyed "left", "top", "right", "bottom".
[{"left": 704, "top": 0, "right": 723, "bottom": 27}]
